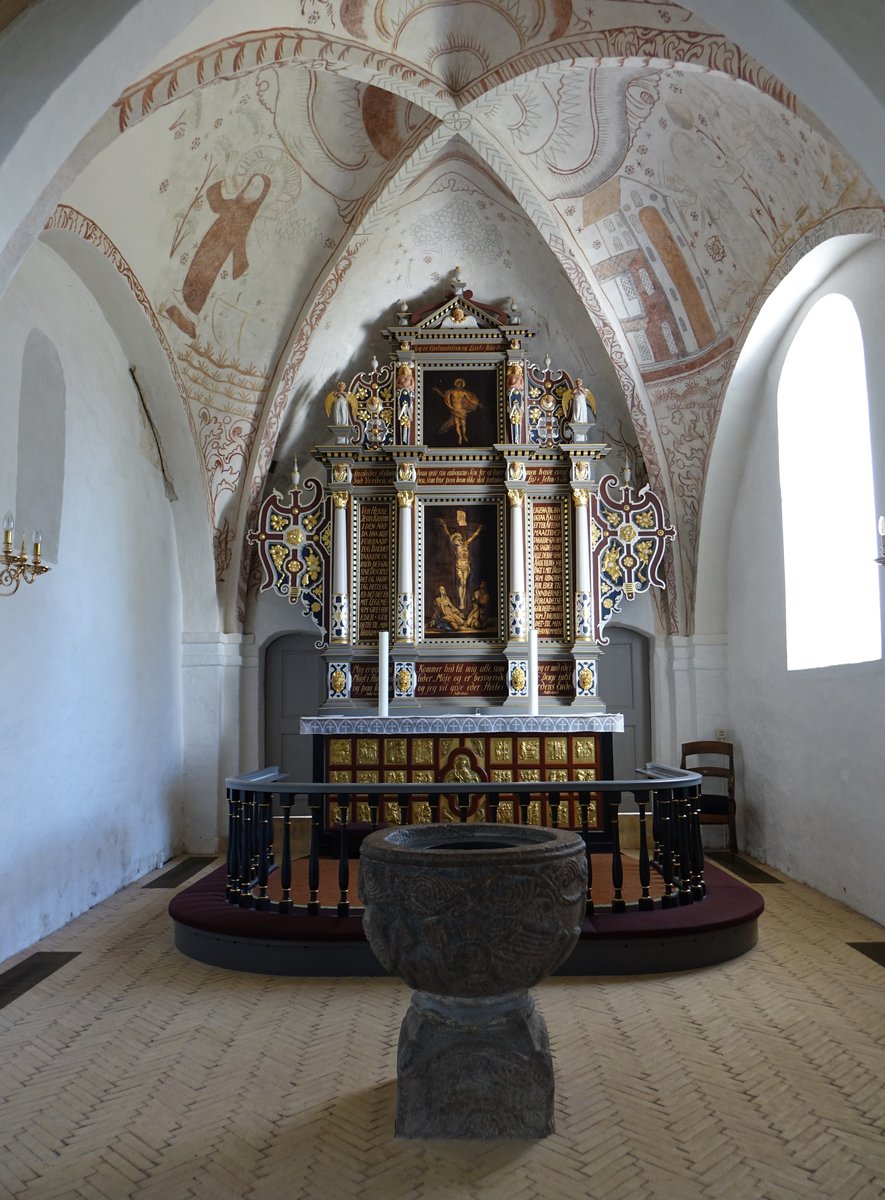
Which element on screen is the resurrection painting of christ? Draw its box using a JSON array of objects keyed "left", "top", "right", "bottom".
[
  {"left": 423, "top": 503, "right": 500, "bottom": 639},
  {"left": 421, "top": 368, "right": 500, "bottom": 448}
]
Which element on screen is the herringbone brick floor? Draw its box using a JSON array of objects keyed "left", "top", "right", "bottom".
[{"left": 0, "top": 857, "right": 883, "bottom": 1200}]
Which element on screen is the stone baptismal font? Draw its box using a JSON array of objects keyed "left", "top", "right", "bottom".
[{"left": 359, "top": 823, "right": 587, "bottom": 1138}]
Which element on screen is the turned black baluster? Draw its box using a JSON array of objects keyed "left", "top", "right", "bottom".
[
  {"left": 255, "top": 790, "right": 272, "bottom": 911},
  {"left": 550, "top": 791, "right": 561, "bottom": 829},
  {"left": 609, "top": 792, "right": 625, "bottom": 912},
  {"left": 687, "top": 784, "right": 705, "bottom": 899},
  {"left": 369, "top": 792, "right": 380, "bottom": 831},
  {"left": 658, "top": 787, "right": 678, "bottom": 909},
  {"left": 238, "top": 790, "right": 255, "bottom": 908},
  {"left": 651, "top": 787, "right": 663, "bottom": 867},
  {"left": 226, "top": 788, "right": 241, "bottom": 903},
  {"left": 487, "top": 787, "right": 500, "bottom": 825},
  {"left": 519, "top": 791, "right": 530, "bottom": 827},
  {"left": 430, "top": 789, "right": 442, "bottom": 824},
  {"left": 636, "top": 794, "right": 654, "bottom": 911},
  {"left": 578, "top": 790, "right": 593, "bottom": 913},
  {"left": 278, "top": 793, "right": 293, "bottom": 913},
  {"left": 398, "top": 792, "right": 410, "bottom": 827},
  {"left": 675, "top": 790, "right": 694, "bottom": 905},
  {"left": 337, "top": 794, "right": 351, "bottom": 916},
  {"left": 307, "top": 795, "right": 322, "bottom": 915},
  {"left": 458, "top": 786, "right": 470, "bottom": 824}
]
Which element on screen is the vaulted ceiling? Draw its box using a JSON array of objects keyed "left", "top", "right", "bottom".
[{"left": 12, "top": 0, "right": 885, "bottom": 631}]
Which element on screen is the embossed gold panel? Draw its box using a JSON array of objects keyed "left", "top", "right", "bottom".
[
  {"left": 573, "top": 737, "right": 597, "bottom": 764},
  {"left": 545, "top": 737, "right": 567, "bottom": 764},
  {"left": 491, "top": 768, "right": 513, "bottom": 783},
  {"left": 414, "top": 769, "right": 435, "bottom": 784},
  {"left": 329, "top": 739, "right": 351, "bottom": 765},
  {"left": 385, "top": 769, "right": 407, "bottom": 783},
  {"left": 574, "top": 768, "right": 597, "bottom": 781},
  {"left": 329, "top": 769, "right": 352, "bottom": 783},
  {"left": 412, "top": 802, "right": 432, "bottom": 824},
  {"left": 491, "top": 737, "right": 512, "bottom": 763},
  {"left": 357, "top": 739, "right": 379, "bottom": 765},
  {"left": 527, "top": 801, "right": 541, "bottom": 825},
  {"left": 357, "top": 770, "right": 379, "bottom": 783},
  {"left": 546, "top": 769, "right": 568, "bottom": 782},
  {"left": 518, "top": 768, "right": 541, "bottom": 782},
  {"left": 385, "top": 738, "right": 407, "bottom": 765},
  {"left": 518, "top": 737, "right": 540, "bottom": 763},
  {"left": 497, "top": 800, "right": 514, "bottom": 823},
  {"left": 412, "top": 738, "right": 434, "bottom": 765}
]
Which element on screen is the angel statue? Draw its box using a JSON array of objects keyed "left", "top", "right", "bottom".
[
  {"left": 565, "top": 377, "right": 595, "bottom": 442},
  {"left": 325, "top": 380, "right": 357, "bottom": 427}
]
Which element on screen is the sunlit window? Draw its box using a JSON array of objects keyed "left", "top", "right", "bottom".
[{"left": 777, "top": 294, "right": 880, "bottom": 669}]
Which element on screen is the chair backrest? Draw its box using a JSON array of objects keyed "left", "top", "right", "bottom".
[{"left": 680, "top": 740, "right": 734, "bottom": 794}]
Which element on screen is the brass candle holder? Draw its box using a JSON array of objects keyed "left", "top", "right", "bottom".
[{"left": 1, "top": 511, "right": 50, "bottom": 596}]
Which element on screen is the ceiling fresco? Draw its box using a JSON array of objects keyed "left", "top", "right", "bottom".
[{"left": 40, "top": 0, "right": 885, "bottom": 632}]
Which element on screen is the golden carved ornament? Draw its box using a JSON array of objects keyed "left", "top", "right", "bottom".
[
  {"left": 285, "top": 527, "right": 305, "bottom": 546},
  {"left": 619, "top": 523, "right": 637, "bottom": 543},
  {"left": 578, "top": 666, "right": 594, "bottom": 691},
  {"left": 572, "top": 488, "right": 590, "bottom": 507},
  {"left": 397, "top": 462, "right": 416, "bottom": 481},
  {"left": 507, "top": 488, "right": 524, "bottom": 508},
  {"left": 332, "top": 464, "right": 348, "bottom": 483},
  {"left": 511, "top": 665, "right": 526, "bottom": 691},
  {"left": 508, "top": 461, "right": 526, "bottom": 480},
  {"left": 330, "top": 668, "right": 347, "bottom": 694},
  {"left": 395, "top": 667, "right": 412, "bottom": 693},
  {"left": 397, "top": 491, "right": 415, "bottom": 507},
  {"left": 574, "top": 461, "right": 589, "bottom": 480},
  {"left": 331, "top": 491, "right": 349, "bottom": 509}
]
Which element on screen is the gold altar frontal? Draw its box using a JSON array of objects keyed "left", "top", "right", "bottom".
[{"left": 321, "top": 730, "right": 606, "bottom": 831}]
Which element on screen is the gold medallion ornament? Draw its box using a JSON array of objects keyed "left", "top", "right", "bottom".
[
  {"left": 396, "top": 667, "right": 412, "bottom": 693},
  {"left": 332, "top": 464, "right": 348, "bottom": 483},
  {"left": 330, "top": 668, "right": 346, "bottom": 693},
  {"left": 511, "top": 665, "right": 526, "bottom": 691},
  {"left": 578, "top": 666, "right": 593, "bottom": 691}
]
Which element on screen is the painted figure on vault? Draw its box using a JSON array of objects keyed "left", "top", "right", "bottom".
[{"left": 166, "top": 173, "right": 272, "bottom": 340}]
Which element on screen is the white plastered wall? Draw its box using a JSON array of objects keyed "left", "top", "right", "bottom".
[
  {"left": 727, "top": 238, "right": 885, "bottom": 925},
  {"left": 0, "top": 241, "right": 186, "bottom": 961}
]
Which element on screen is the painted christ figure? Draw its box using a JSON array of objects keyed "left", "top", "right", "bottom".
[{"left": 437, "top": 518, "right": 482, "bottom": 611}]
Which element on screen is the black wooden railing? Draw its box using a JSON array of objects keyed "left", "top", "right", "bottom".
[{"left": 224, "top": 765, "right": 704, "bottom": 918}]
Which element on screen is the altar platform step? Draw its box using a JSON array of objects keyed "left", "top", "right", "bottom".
[{"left": 169, "top": 856, "right": 764, "bottom": 978}]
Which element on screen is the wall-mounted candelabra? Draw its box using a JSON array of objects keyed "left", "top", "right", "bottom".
[{"left": 2, "top": 511, "right": 49, "bottom": 596}]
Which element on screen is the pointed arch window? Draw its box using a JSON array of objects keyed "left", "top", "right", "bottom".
[{"left": 777, "top": 294, "right": 880, "bottom": 669}]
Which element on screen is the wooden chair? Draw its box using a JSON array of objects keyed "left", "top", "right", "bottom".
[{"left": 680, "top": 740, "right": 737, "bottom": 854}]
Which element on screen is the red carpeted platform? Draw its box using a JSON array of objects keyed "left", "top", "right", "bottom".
[{"left": 170, "top": 859, "right": 764, "bottom": 977}]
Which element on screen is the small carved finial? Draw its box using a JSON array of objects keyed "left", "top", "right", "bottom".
[
  {"left": 290, "top": 460, "right": 300, "bottom": 487},
  {"left": 371, "top": 356, "right": 379, "bottom": 373},
  {"left": 508, "top": 297, "right": 520, "bottom": 324},
  {"left": 544, "top": 353, "right": 551, "bottom": 371},
  {"left": 451, "top": 265, "right": 465, "bottom": 295},
  {"left": 623, "top": 458, "right": 632, "bottom": 485}
]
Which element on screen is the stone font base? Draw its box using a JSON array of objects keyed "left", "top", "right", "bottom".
[{"left": 395, "top": 990, "right": 554, "bottom": 1139}]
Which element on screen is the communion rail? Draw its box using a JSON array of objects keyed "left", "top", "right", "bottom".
[{"left": 224, "top": 765, "right": 704, "bottom": 918}]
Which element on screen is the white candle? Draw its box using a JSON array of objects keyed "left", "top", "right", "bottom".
[
  {"left": 528, "top": 628, "right": 539, "bottom": 715},
  {"left": 378, "top": 630, "right": 389, "bottom": 717}
]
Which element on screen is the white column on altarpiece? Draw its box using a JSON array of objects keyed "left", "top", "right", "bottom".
[
  {"left": 508, "top": 488, "right": 527, "bottom": 641},
  {"left": 396, "top": 491, "right": 415, "bottom": 642},
  {"left": 573, "top": 488, "right": 593, "bottom": 640},
  {"left": 330, "top": 491, "right": 350, "bottom": 643}
]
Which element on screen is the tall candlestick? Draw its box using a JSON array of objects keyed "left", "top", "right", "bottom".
[
  {"left": 378, "top": 630, "right": 389, "bottom": 717},
  {"left": 528, "top": 628, "right": 539, "bottom": 715}
]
